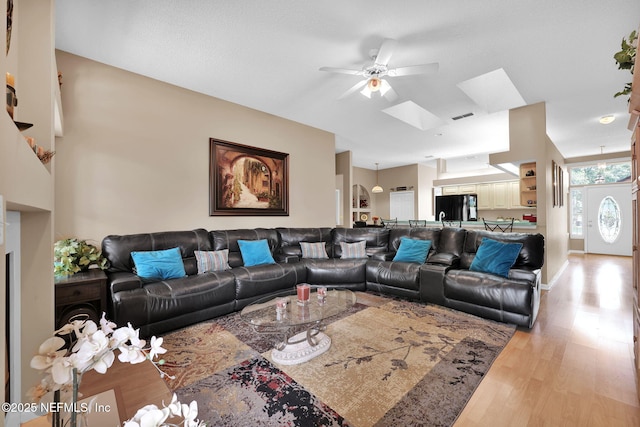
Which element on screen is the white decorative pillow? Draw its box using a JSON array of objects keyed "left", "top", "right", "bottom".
[
  {"left": 300, "top": 242, "right": 329, "bottom": 259},
  {"left": 339, "top": 241, "right": 367, "bottom": 259},
  {"left": 194, "top": 249, "right": 231, "bottom": 273}
]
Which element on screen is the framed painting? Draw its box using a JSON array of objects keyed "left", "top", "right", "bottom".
[
  {"left": 552, "top": 160, "right": 558, "bottom": 207},
  {"left": 559, "top": 165, "right": 564, "bottom": 207},
  {"left": 209, "top": 138, "right": 289, "bottom": 216}
]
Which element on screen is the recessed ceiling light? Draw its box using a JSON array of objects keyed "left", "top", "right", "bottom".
[{"left": 599, "top": 115, "right": 615, "bottom": 125}]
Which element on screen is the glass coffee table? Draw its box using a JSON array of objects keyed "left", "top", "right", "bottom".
[{"left": 240, "top": 287, "right": 356, "bottom": 365}]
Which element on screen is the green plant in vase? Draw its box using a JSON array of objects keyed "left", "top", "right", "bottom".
[{"left": 54, "top": 238, "right": 108, "bottom": 277}]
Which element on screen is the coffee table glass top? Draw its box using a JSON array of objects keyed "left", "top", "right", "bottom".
[{"left": 240, "top": 288, "right": 356, "bottom": 329}]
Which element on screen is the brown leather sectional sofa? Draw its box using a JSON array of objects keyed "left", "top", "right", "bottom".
[{"left": 101, "top": 226, "right": 544, "bottom": 337}]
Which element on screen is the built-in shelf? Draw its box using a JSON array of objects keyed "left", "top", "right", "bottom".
[
  {"left": 519, "top": 161, "right": 537, "bottom": 207},
  {"left": 352, "top": 184, "right": 371, "bottom": 224}
]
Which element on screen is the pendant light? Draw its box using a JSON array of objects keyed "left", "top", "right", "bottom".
[
  {"left": 597, "top": 146, "right": 606, "bottom": 170},
  {"left": 372, "top": 163, "right": 383, "bottom": 193}
]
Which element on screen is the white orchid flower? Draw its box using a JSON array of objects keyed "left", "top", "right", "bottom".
[
  {"left": 140, "top": 407, "right": 170, "bottom": 426},
  {"left": 130, "top": 404, "right": 160, "bottom": 420},
  {"left": 181, "top": 400, "right": 199, "bottom": 426},
  {"left": 112, "top": 324, "right": 145, "bottom": 348},
  {"left": 77, "top": 320, "right": 98, "bottom": 339},
  {"left": 27, "top": 375, "right": 55, "bottom": 402},
  {"left": 148, "top": 336, "right": 167, "bottom": 361},
  {"left": 100, "top": 312, "right": 117, "bottom": 334},
  {"left": 70, "top": 320, "right": 98, "bottom": 353},
  {"left": 30, "top": 336, "right": 66, "bottom": 370},
  {"left": 166, "top": 393, "right": 182, "bottom": 417},
  {"left": 54, "top": 316, "right": 85, "bottom": 336},
  {"left": 118, "top": 345, "right": 146, "bottom": 364},
  {"left": 50, "top": 355, "right": 74, "bottom": 385},
  {"left": 30, "top": 314, "right": 191, "bottom": 425},
  {"left": 91, "top": 348, "right": 116, "bottom": 374},
  {"left": 125, "top": 404, "right": 170, "bottom": 427},
  {"left": 75, "top": 329, "right": 109, "bottom": 360}
]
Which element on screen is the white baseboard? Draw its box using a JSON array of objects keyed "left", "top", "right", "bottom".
[{"left": 542, "top": 259, "right": 570, "bottom": 290}]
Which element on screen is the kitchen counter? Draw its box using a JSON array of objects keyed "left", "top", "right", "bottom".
[{"left": 402, "top": 220, "right": 538, "bottom": 230}]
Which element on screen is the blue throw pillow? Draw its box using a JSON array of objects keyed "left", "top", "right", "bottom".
[
  {"left": 238, "top": 239, "right": 276, "bottom": 267},
  {"left": 470, "top": 238, "right": 523, "bottom": 278},
  {"left": 393, "top": 237, "right": 432, "bottom": 263},
  {"left": 131, "top": 247, "right": 186, "bottom": 281}
]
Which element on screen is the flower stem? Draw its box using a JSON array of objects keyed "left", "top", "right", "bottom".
[{"left": 71, "top": 368, "right": 78, "bottom": 427}]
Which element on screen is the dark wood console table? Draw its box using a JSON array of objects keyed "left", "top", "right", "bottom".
[{"left": 54, "top": 269, "right": 108, "bottom": 328}]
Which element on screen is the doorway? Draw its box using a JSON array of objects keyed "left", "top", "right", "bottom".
[{"left": 585, "top": 184, "right": 632, "bottom": 256}]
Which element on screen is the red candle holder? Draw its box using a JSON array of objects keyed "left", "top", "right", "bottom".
[{"left": 296, "top": 284, "right": 310, "bottom": 305}]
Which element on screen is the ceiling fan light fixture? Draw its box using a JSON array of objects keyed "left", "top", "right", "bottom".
[
  {"left": 379, "top": 79, "right": 391, "bottom": 96},
  {"left": 367, "top": 77, "right": 382, "bottom": 92}
]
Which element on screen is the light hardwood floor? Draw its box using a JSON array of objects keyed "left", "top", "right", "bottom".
[
  {"left": 69, "top": 253, "right": 639, "bottom": 426},
  {"left": 456, "top": 253, "right": 640, "bottom": 426}
]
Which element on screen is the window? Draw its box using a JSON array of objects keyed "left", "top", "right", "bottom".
[
  {"left": 598, "top": 196, "right": 621, "bottom": 243},
  {"left": 569, "top": 162, "right": 631, "bottom": 186},
  {"left": 570, "top": 188, "right": 583, "bottom": 237}
]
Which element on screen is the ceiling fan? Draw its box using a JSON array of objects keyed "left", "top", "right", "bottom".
[{"left": 320, "top": 38, "right": 439, "bottom": 101}]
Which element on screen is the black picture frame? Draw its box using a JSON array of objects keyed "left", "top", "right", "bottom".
[
  {"left": 209, "top": 138, "right": 289, "bottom": 216},
  {"left": 558, "top": 165, "right": 564, "bottom": 207}
]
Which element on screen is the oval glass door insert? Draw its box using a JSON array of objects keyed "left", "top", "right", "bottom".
[{"left": 598, "top": 196, "right": 621, "bottom": 243}]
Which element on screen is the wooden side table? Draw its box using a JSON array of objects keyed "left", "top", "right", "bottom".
[{"left": 54, "top": 269, "right": 108, "bottom": 328}]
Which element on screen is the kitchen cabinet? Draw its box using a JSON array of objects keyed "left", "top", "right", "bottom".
[
  {"left": 442, "top": 186, "right": 460, "bottom": 195},
  {"left": 458, "top": 184, "right": 477, "bottom": 193},
  {"left": 442, "top": 184, "right": 476, "bottom": 195},
  {"left": 476, "top": 184, "right": 492, "bottom": 209},
  {"left": 492, "top": 182, "right": 509, "bottom": 209},
  {"left": 441, "top": 180, "right": 527, "bottom": 210},
  {"left": 510, "top": 181, "right": 522, "bottom": 208}
]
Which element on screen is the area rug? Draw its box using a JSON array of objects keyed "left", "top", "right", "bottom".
[{"left": 160, "top": 298, "right": 515, "bottom": 427}]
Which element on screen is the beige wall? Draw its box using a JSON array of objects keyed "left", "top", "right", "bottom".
[
  {"left": 335, "top": 151, "right": 352, "bottom": 227},
  {"left": 500, "top": 102, "right": 569, "bottom": 284},
  {"left": 417, "top": 163, "right": 438, "bottom": 220},
  {"left": 55, "top": 51, "right": 336, "bottom": 243},
  {"left": 543, "top": 136, "right": 569, "bottom": 284},
  {"left": 1, "top": 0, "right": 57, "bottom": 400}
]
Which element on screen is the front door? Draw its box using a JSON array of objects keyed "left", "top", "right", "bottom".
[{"left": 586, "top": 184, "right": 632, "bottom": 256}]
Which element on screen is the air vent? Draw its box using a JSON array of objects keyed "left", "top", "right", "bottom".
[{"left": 451, "top": 112, "right": 474, "bottom": 121}]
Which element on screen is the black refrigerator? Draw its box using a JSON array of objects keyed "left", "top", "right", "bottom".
[{"left": 435, "top": 194, "right": 478, "bottom": 222}]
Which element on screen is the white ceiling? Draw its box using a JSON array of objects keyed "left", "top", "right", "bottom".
[{"left": 55, "top": 0, "right": 640, "bottom": 171}]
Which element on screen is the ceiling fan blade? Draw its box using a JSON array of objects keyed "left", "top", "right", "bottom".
[
  {"left": 374, "top": 38, "right": 398, "bottom": 66},
  {"left": 387, "top": 63, "right": 439, "bottom": 77},
  {"left": 338, "top": 79, "right": 367, "bottom": 99},
  {"left": 319, "top": 66, "right": 363, "bottom": 76}
]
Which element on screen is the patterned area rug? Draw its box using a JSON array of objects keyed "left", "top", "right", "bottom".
[{"left": 161, "top": 297, "right": 515, "bottom": 427}]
